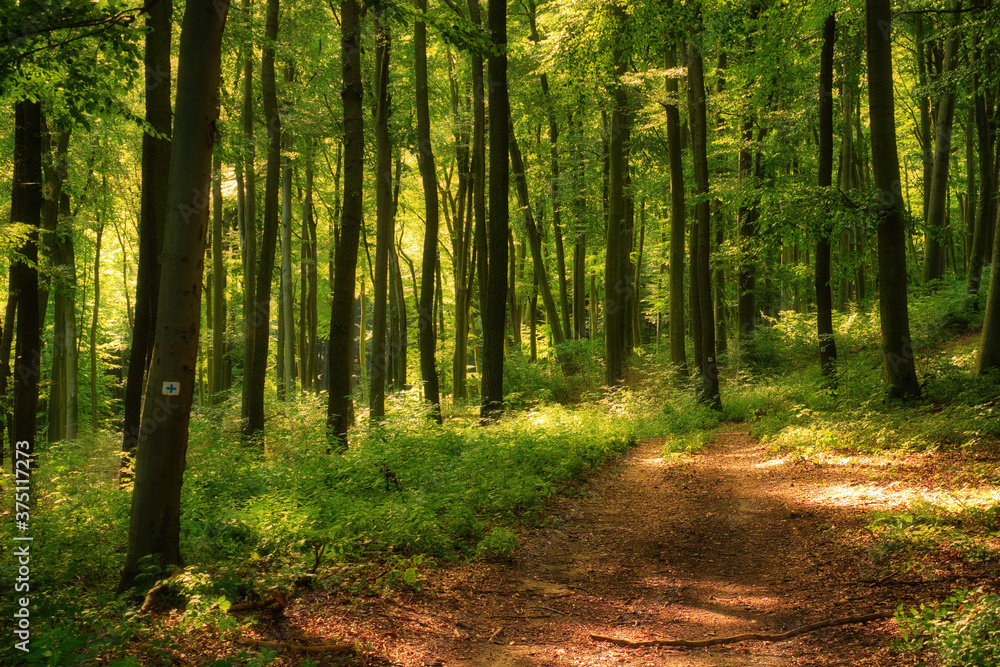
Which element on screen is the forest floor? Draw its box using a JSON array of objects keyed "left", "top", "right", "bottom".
[{"left": 245, "top": 426, "right": 1000, "bottom": 666}]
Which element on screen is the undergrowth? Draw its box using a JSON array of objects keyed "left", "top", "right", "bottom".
[{"left": 0, "top": 389, "right": 642, "bottom": 665}]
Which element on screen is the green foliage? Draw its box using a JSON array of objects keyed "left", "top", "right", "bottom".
[{"left": 898, "top": 589, "right": 1000, "bottom": 666}]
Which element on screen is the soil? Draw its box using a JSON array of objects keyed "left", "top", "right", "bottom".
[{"left": 256, "top": 429, "right": 1000, "bottom": 666}]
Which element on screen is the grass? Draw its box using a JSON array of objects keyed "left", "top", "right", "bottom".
[{"left": 0, "top": 384, "right": 643, "bottom": 665}]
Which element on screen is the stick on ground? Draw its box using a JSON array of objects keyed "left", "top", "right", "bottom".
[{"left": 591, "top": 611, "right": 895, "bottom": 648}]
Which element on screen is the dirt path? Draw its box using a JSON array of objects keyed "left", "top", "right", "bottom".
[{"left": 291, "top": 431, "right": 943, "bottom": 666}]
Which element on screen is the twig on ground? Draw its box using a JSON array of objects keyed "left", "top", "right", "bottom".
[{"left": 591, "top": 610, "right": 895, "bottom": 648}]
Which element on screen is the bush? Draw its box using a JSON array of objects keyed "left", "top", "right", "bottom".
[{"left": 898, "top": 589, "right": 1000, "bottom": 666}]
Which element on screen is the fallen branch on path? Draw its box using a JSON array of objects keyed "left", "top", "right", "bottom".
[
  {"left": 591, "top": 610, "right": 894, "bottom": 648},
  {"left": 227, "top": 592, "right": 287, "bottom": 613},
  {"left": 235, "top": 637, "right": 355, "bottom": 654}
]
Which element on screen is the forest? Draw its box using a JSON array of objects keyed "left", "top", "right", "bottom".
[{"left": 3, "top": 0, "right": 1000, "bottom": 663}]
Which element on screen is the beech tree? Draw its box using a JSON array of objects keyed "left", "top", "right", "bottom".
[
  {"left": 119, "top": 0, "right": 229, "bottom": 591},
  {"left": 866, "top": 0, "right": 920, "bottom": 399}
]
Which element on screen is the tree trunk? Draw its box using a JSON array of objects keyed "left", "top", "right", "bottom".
[
  {"left": 11, "top": 98, "right": 43, "bottom": 462},
  {"left": 1, "top": 266, "right": 16, "bottom": 466},
  {"left": 242, "top": 0, "right": 281, "bottom": 437},
  {"left": 966, "top": 84, "right": 994, "bottom": 295},
  {"left": 212, "top": 152, "right": 226, "bottom": 399},
  {"left": 301, "top": 145, "right": 318, "bottom": 392},
  {"left": 118, "top": 0, "right": 228, "bottom": 592},
  {"left": 91, "top": 214, "right": 104, "bottom": 433},
  {"left": 866, "top": 0, "right": 921, "bottom": 399},
  {"left": 665, "top": 38, "right": 687, "bottom": 371},
  {"left": 687, "top": 35, "right": 720, "bottom": 408},
  {"left": 240, "top": 0, "right": 258, "bottom": 405},
  {"left": 123, "top": 0, "right": 171, "bottom": 466},
  {"left": 509, "top": 131, "right": 571, "bottom": 372},
  {"left": 43, "top": 128, "right": 71, "bottom": 442},
  {"left": 816, "top": 13, "right": 838, "bottom": 380},
  {"left": 604, "top": 4, "right": 630, "bottom": 386},
  {"left": 481, "top": 0, "right": 509, "bottom": 420},
  {"left": 369, "top": 12, "right": 391, "bottom": 421},
  {"left": 923, "top": 9, "right": 963, "bottom": 284},
  {"left": 328, "top": 0, "right": 363, "bottom": 445},
  {"left": 414, "top": 0, "right": 442, "bottom": 421},
  {"left": 281, "top": 128, "right": 295, "bottom": 398}
]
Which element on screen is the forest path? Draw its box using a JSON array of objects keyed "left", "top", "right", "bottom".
[{"left": 295, "top": 430, "right": 932, "bottom": 666}]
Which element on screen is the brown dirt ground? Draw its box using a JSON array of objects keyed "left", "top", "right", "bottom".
[{"left": 228, "top": 426, "right": 1000, "bottom": 667}]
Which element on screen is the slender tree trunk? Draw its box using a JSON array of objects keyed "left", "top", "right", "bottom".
[
  {"left": 510, "top": 131, "right": 571, "bottom": 372},
  {"left": 665, "top": 38, "right": 687, "bottom": 371},
  {"left": 240, "top": 0, "right": 258, "bottom": 404},
  {"left": 123, "top": 0, "right": 171, "bottom": 466},
  {"left": 866, "top": 0, "right": 921, "bottom": 398},
  {"left": 91, "top": 214, "right": 104, "bottom": 433},
  {"left": 57, "top": 191, "right": 79, "bottom": 442},
  {"left": 966, "top": 87, "right": 994, "bottom": 295},
  {"left": 281, "top": 129, "right": 295, "bottom": 397},
  {"left": 687, "top": 35, "right": 720, "bottom": 408},
  {"left": 916, "top": 16, "right": 932, "bottom": 227},
  {"left": 328, "top": 0, "right": 363, "bottom": 445},
  {"left": 212, "top": 152, "right": 226, "bottom": 399},
  {"left": 604, "top": 4, "right": 630, "bottom": 386},
  {"left": 816, "top": 13, "right": 838, "bottom": 380},
  {"left": 43, "top": 128, "right": 71, "bottom": 442},
  {"left": 414, "top": 0, "right": 442, "bottom": 421},
  {"left": 369, "top": 12, "right": 391, "bottom": 420},
  {"left": 118, "top": 0, "right": 228, "bottom": 591},
  {"left": 923, "top": 8, "right": 963, "bottom": 283},
  {"left": 243, "top": 0, "right": 281, "bottom": 437},
  {"left": 1, "top": 266, "right": 16, "bottom": 466},
  {"left": 481, "top": 0, "right": 509, "bottom": 420}
]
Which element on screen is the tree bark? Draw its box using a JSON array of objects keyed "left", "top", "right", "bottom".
[
  {"left": 414, "top": 0, "right": 442, "bottom": 421},
  {"left": 481, "top": 0, "right": 509, "bottom": 420},
  {"left": 281, "top": 128, "right": 295, "bottom": 398},
  {"left": 604, "top": 4, "right": 630, "bottom": 387},
  {"left": 922, "top": 7, "right": 963, "bottom": 284},
  {"left": 369, "top": 12, "right": 391, "bottom": 420},
  {"left": 665, "top": 38, "right": 687, "bottom": 371},
  {"left": 242, "top": 0, "right": 281, "bottom": 437},
  {"left": 11, "top": 98, "right": 43, "bottom": 462},
  {"left": 687, "top": 35, "right": 720, "bottom": 408},
  {"left": 212, "top": 152, "right": 226, "bottom": 399},
  {"left": 118, "top": 0, "right": 228, "bottom": 592},
  {"left": 816, "top": 13, "right": 838, "bottom": 380},
  {"left": 123, "top": 0, "right": 171, "bottom": 465},
  {"left": 240, "top": 0, "right": 258, "bottom": 404},
  {"left": 509, "top": 131, "right": 571, "bottom": 372},
  {"left": 866, "top": 0, "right": 921, "bottom": 399},
  {"left": 328, "top": 0, "right": 363, "bottom": 445},
  {"left": 91, "top": 214, "right": 104, "bottom": 433}
]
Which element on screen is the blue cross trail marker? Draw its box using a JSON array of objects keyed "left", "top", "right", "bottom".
[{"left": 162, "top": 382, "right": 180, "bottom": 396}]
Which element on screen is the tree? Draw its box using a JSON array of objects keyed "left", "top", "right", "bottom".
[
  {"left": 119, "top": 0, "right": 229, "bottom": 591},
  {"left": 865, "top": 0, "right": 920, "bottom": 399},
  {"left": 414, "top": 0, "right": 442, "bottom": 422},
  {"left": 664, "top": 32, "right": 686, "bottom": 373},
  {"left": 604, "top": 1, "right": 631, "bottom": 387},
  {"left": 328, "top": 0, "right": 363, "bottom": 444},
  {"left": 122, "top": 0, "right": 171, "bottom": 469},
  {"left": 11, "top": 98, "right": 43, "bottom": 462},
  {"left": 686, "top": 31, "right": 720, "bottom": 408},
  {"left": 242, "top": 0, "right": 281, "bottom": 438},
  {"left": 816, "top": 13, "right": 837, "bottom": 380},
  {"left": 922, "top": 8, "right": 963, "bottom": 284},
  {"left": 369, "top": 10, "right": 391, "bottom": 420},
  {"left": 481, "top": 0, "right": 509, "bottom": 420}
]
